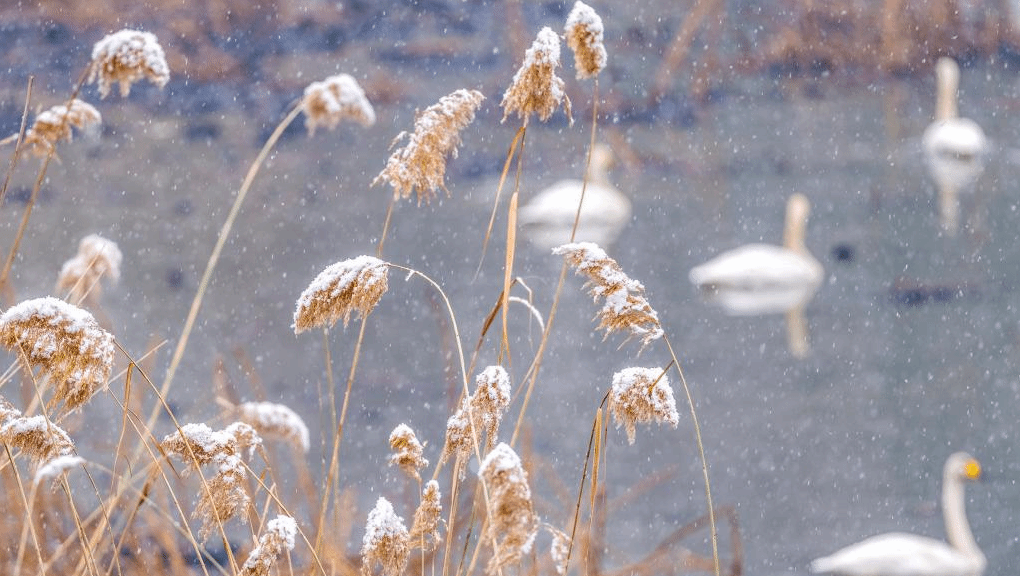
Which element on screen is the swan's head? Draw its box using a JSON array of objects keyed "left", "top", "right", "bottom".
[
  {"left": 590, "top": 143, "right": 615, "bottom": 172},
  {"left": 787, "top": 193, "right": 811, "bottom": 224},
  {"left": 945, "top": 452, "right": 981, "bottom": 482}
]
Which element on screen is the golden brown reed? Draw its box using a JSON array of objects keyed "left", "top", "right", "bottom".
[
  {"left": 160, "top": 422, "right": 262, "bottom": 540},
  {"left": 479, "top": 442, "right": 538, "bottom": 574},
  {"left": 373, "top": 88, "right": 485, "bottom": 204},
  {"left": 607, "top": 367, "right": 679, "bottom": 445},
  {"left": 293, "top": 256, "right": 390, "bottom": 334},
  {"left": 56, "top": 233, "right": 122, "bottom": 305},
  {"left": 440, "top": 365, "right": 512, "bottom": 466},
  {"left": 20, "top": 99, "right": 101, "bottom": 158},
  {"left": 237, "top": 400, "right": 311, "bottom": 453},
  {"left": 0, "top": 398, "right": 75, "bottom": 469},
  {"left": 87, "top": 29, "right": 169, "bottom": 98},
  {"left": 553, "top": 242, "right": 663, "bottom": 349},
  {"left": 388, "top": 423, "right": 428, "bottom": 482},
  {"left": 301, "top": 74, "right": 376, "bottom": 134},
  {"left": 502, "top": 26, "right": 572, "bottom": 125},
  {"left": 564, "top": 1, "right": 607, "bottom": 80},
  {"left": 547, "top": 525, "right": 571, "bottom": 576},
  {"left": 361, "top": 496, "right": 411, "bottom": 576},
  {"left": 239, "top": 514, "right": 298, "bottom": 576},
  {"left": 0, "top": 297, "right": 115, "bottom": 413},
  {"left": 409, "top": 480, "right": 443, "bottom": 551}
]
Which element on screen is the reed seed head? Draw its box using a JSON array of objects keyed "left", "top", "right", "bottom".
[
  {"left": 294, "top": 256, "right": 389, "bottom": 334},
  {"left": 547, "top": 525, "right": 571, "bottom": 576},
  {"left": 88, "top": 29, "right": 169, "bottom": 98},
  {"left": 608, "top": 367, "right": 679, "bottom": 444},
  {"left": 502, "top": 27, "right": 572, "bottom": 125},
  {"left": 237, "top": 401, "right": 311, "bottom": 453},
  {"left": 301, "top": 74, "right": 376, "bottom": 134},
  {"left": 240, "top": 514, "right": 298, "bottom": 576},
  {"left": 0, "top": 399, "right": 75, "bottom": 469},
  {"left": 553, "top": 242, "right": 663, "bottom": 349},
  {"left": 388, "top": 423, "right": 428, "bottom": 482},
  {"left": 56, "top": 233, "right": 122, "bottom": 305},
  {"left": 361, "top": 497, "right": 410, "bottom": 576},
  {"left": 409, "top": 480, "right": 443, "bottom": 551},
  {"left": 373, "top": 88, "right": 485, "bottom": 204},
  {"left": 440, "top": 365, "right": 512, "bottom": 468},
  {"left": 479, "top": 442, "right": 538, "bottom": 574},
  {"left": 565, "top": 2, "right": 607, "bottom": 79},
  {"left": 34, "top": 454, "right": 85, "bottom": 487},
  {"left": 23, "top": 99, "right": 101, "bottom": 158},
  {"left": 0, "top": 297, "right": 115, "bottom": 413}
]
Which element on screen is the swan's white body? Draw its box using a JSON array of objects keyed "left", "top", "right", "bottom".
[
  {"left": 921, "top": 58, "right": 987, "bottom": 234},
  {"left": 810, "top": 452, "right": 986, "bottom": 576},
  {"left": 688, "top": 194, "right": 823, "bottom": 316},
  {"left": 519, "top": 145, "right": 631, "bottom": 250}
]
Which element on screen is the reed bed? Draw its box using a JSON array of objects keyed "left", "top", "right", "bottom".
[{"left": 0, "top": 4, "right": 743, "bottom": 576}]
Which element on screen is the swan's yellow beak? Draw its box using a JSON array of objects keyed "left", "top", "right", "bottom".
[{"left": 964, "top": 459, "right": 981, "bottom": 480}]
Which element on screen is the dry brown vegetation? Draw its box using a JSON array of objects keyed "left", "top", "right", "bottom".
[{"left": 0, "top": 4, "right": 760, "bottom": 576}]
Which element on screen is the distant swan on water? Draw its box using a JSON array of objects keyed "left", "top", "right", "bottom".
[
  {"left": 922, "top": 57, "right": 987, "bottom": 235},
  {"left": 518, "top": 143, "right": 631, "bottom": 250},
  {"left": 810, "top": 452, "right": 985, "bottom": 576}
]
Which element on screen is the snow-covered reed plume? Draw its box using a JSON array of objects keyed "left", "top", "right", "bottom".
[
  {"left": 34, "top": 454, "right": 85, "bottom": 486},
  {"left": 87, "top": 29, "right": 169, "bottom": 98},
  {"left": 374, "top": 88, "right": 485, "bottom": 203},
  {"left": 237, "top": 401, "right": 310, "bottom": 453},
  {"left": 502, "top": 27, "right": 572, "bottom": 125},
  {"left": 565, "top": 1, "right": 607, "bottom": 79},
  {"left": 21, "top": 99, "right": 101, "bottom": 158},
  {"left": 0, "top": 297, "right": 115, "bottom": 412},
  {"left": 56, "top": 233, "right": 122, "bottom": 305},
  {"left": 440, "top": 365, "right": 512, "bottom": 466},
  {"left": 553, "top": 242, "right": 663, "bottom": 348},
  {"left": 301, "top": 74, "right": 376, "bottom": 134},
  {"left": 479, "top": 443, "right": 538, "bottom": 573},
  {"left": 239, "top": 515, "right": 298, "bottom": 576},
  {"left": 293, "top": 255, "right": 390, "bottom": 334},
  {"left": 0, "top": 399, "right": 75, "bottom": 469},
  {"left": 608, "top": 367, "right": 679, "bottom": 444},
  {"left": 361, "top": 497, "right": 410, "bottom": 576},
  {"left": 388, "top": 423, "right": 428, "bottom": 482},
  {"left": 409, "top": 480, "right": 443, "bottom": 551}
]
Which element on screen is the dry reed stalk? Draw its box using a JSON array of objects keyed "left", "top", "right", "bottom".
[
  {"left": 0, "top": 78, "right": 33, "bottom": 219},
  {"left": 502, "top": 27, "right": 571, "bottom": 125},
  {"left": 479, "top": 442, "right": 537, "bottom": 574},
  {"left": 388, "top": 423, "right": 428, "bottom": 482},
  {"left": 361, "top": 497, "right": 411, "bottom": 576},
  {"left": 301, "top": 74, "right": 376, "bottom": 134},
  {"left": 55, "top": 233, "right": 122, "bottom": 305},
  {"left": 607, "top": 367, "right": 679, "bottom": 444},
  {"left": 373, "top": 88, "right": 485, "bottom": 204},
  {"left": 293, "top": 255, "right": 390, "bottom": 334},
  {"left": 409, "top": 480, "right": 443, "bottom": 551},
  {"left": 237, "top": 400, "right": 311, "bottom": 454},
  {"left": 440, "top": 365, "right": 512, "bottom": 467},
  {"left": 565, "top": 2, "right": 607, "bottom": 79},
  {"left": 0, "top": 399, "right": 74, "bottom": 469},
  {"left": 87, "top": 29, "right": 169, "bottom": 97},
  {"left": 239, "top": 514, "right": 298, "bottom": 576},
  {"left": 160, "top": 422, "right": 262, "bottom": 541},
  {"left": 553, "top": 242, "right": 663, "bottom": 349},
  {"left": 13, "top": 99, "right": 101, "bottom": 159},
  {"left": 0, "top": 297, "right": 115, "bottom": 413}
]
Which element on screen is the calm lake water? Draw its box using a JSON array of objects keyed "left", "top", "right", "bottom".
[{"left": 2, "top": 43, "right": 1020, "bottom": 575}]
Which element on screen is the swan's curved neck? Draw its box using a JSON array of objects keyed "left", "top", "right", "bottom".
[
  {"left": 783, "top": 203, "right": 808, "bottom": 253},
  {"left": 942, "top": 468, "right": 982, "bottom": 562},
  {"left": 936, "top": 60, "right": 960, "bottom": 121}
]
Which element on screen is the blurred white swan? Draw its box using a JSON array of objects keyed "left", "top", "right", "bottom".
[
  {"left": 922, "top": 57, "right": 987, "bottom": 235},
  {"left": 810, "top": 452, "right": 985, "bottom": 576},
  {"left": 518, "top": 144, "right": 631, "bottom": 250}
]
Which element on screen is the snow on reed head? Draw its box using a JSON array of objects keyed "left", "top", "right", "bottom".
[
  {"left": 479, "top": 443, "right": 538, "bottom": 574},
  {"left": 56, "top": 234, "right": 122, "bottom": 305},
  {"left": 440, "top": 365, "right": 512, "bottom": 467},
  {"left": 608, "top": 367, "right": 679, "bottom": 444},
  {"left": 22, "top": 99, "right": 101, "bottom": 158},
  {"left": 0, "top": 297, "right": 115, "bottom": 413},
  {"left": 388, "top": 423, "right": 428, "bottom": 482},
  {"left": 161, "top": 422, "right": 262, "bottom": 540},
  {"left": 0, "top": 399, "right": 74, "bottom": 469},
  {"left": 548, "top": 526, "right": 571, "bottom": 576},
  {"left": 237, "top": 401, "right": 310, "bottom": 453},
  {"left": 240, "top": 515, "right": 298, "bottom": 576},
  {"left": 502, "top": 27, "right": 572, "bottom": 125},
  {"left": 409, "top": 480, "right": 442, "bottom": 551},
  {"left": 553, "top": 242, "right": 663, "bottom": 349},
  {"left": 301, "top": 74, "right": 376, "bottom": 134},
  {"left": 373, "top": 88, "right": 485, "bottom": 204},
  {"left": 361, "top": 497, "right": 410, "bottom": 576},
  {"left": 88, "top": 29, "right": 169, "bottom": 98},
  {"left": 565, "top": 2, "right": 607, "bottom": 79},
  {"left": 34, "top": 454, "right": 85, "bottom": 486},
  {"left": 293, "top": 256, "right": 389, "bottom": 334}
]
